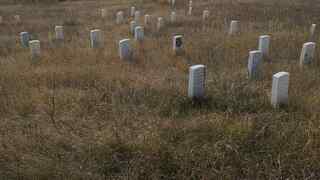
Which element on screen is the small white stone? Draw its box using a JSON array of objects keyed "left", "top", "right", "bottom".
[
  {"left": 157, "top": 17, "right": 164, "bottom": 31},
  {"left": 134, "top": 26, "right": 144, "bottom": 41},
  {"left": 271, "top": 72, "right": 290, "bottom": 108},
  {"left": 144, "top": 14, "right": 150, "bottom": 25},
  {"left": 119, "top": 39, "right": 131, "bottom": 60},
  {"left": 299, "top": 42, "right": 316, "bottom": 66},
  {"left": 134, "top": 11, "right": 140, "bottom": 22},
  {"left": 29, "top": 40, "right": 41, "bottom": 59},
  {"left": 55, "top": 26, "right": 64, "bottom": 40},
  {"left": 116, "top": 11, "right": 124, "bottom": 24},
  {"left": 170, "top": 11, "right": 176, "bottom": 23},
  {"left": 188, "top": 64, "right": 206, "bottom": 99},
  {"left": 130, "top": 6, "right": 135, "bottom": 17},
  {"left": 247, "top": 50, "right": 262, "bottom": 79},
  {"left": 202, "top": 10, "right": 209, "bottom": 21},
  {"left": 90, "top": 29, "right": 103, "bottom": 48},
  {"left": 130, "top": 21, "right": 137, "bottom": 34},
  {"left": 188, "top": 6, "right": 192, "bottom": 16},
  {"left": 14, "top": 15, "right": 21, "bottom": 23},
  {"left": 310, "top": 24, "right": 316, "bottom": 41},
  {"left": 258, "top": 35, "right": 270, "bottom": 56},
  {"left": 173, "top": 35, "right": 183, "bottom": 53},
  {"left": 20, "top": 32, "right": 30, "bottom": 48},
  {"left": 229, "top": 20, "right": 240, "bottom": 35},
  {"left": 101, "top": 8, "right": 107, "bottom": 18}
]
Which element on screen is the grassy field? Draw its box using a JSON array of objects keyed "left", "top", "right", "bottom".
[{"left": 0, "top": 0, "right": 320, "bottom": 179}]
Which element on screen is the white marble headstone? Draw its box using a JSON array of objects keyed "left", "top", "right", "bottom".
[
  {"left": 134, "top": 26, "right": 144, "bottom": 41},
  {"left": 173, "top": 35, "right": 183, "bottom": 53},
  {"left": 258, "top": 35, "right": 270, "bottom": 57},
  {"left": 144, "top": 14, "right": 150, "bottom": 25},
  {"left": 247, "top": 50, "right": 262, "bottom": 79},
  {"left": 170, "top": 11, "right": 176, "bottom": 23},
  {"left": 188, "top": 6, "right": 192, "bottom": 16},
  {"left": 299, "top": 42, "right": 316, "bottom": 66},
  {"left": 130, "top": 21, "right": 137, "bottom": 34},
  {"left": 55, "top": 26, "right": 64, "bottom": 40},
  {"left": 271, "top": 72, "right": 289, "bottom": 108},
  {"left": 20, "top": 32, "right": 30, "bottom": 48},
  {"left": 310, "top": 24, "right": 316, "bottom": 41},
  {"left": 188, "top": 64, "right": 206, "bottom": 99},
  {"left": 130, "top": 6, "right": 135, "bottom": 17},
  {"left": 157, "top": 17, "right": 164, "bottom": 31},
  {"left": 116, "top": 11, "right": 124, "bottom": 24},
  {"left": 29, "top": 40, "right": 41, "bottom": 59},
  {"left": 119, "top": 39, "right": 131, "bottom": 60},
  {"left": 90, "top": 29, "right": 103, "bottom": 48},
  {"left": 134, "top": 11, "right": 140, "bottom": 22},
  {"left": 229, "top": 20, "right": 240, "bottom": 35},
  {"left": 101, "top": 8, "right": 107, "bottom": 18},
  {"left": 202, "top": 10, "right": 209, "bottom": 21}
]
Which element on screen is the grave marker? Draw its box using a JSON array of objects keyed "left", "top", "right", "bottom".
[
  {"left": 55, "top": 26, "right": 64, "bottom": 40},
  {"left": 134, "top": 26, "right": 144, "bottom": 41},
  {"left": 299, "top": 42, "right": 316, "bottom": 66},
  {"left": 101, "top": 8, "right": 107, "bottom": 18},
  {"left": 157, "top": 17, "right": 164, "bottom": 31},
  {"left": 130, "top": 21, "right": 137, "bottom": 34},
  {"left": 134, "top": 11, "right": 140, "bottom": 22},
  {"left": 90, "top": 29, "right": 103, "bottom": 48},
  {"left": 309, "top": 24, "right": 316, "bottom": 41},
  {"left": 173, "top": 35, "right": 183, "bottom": 54},
  {"left": 29, "top": 40, "right": 41, "bottom": 59},
  {"left": 188, "top": 65, "right": 206, "bottom": 99},
  {"left": 229, "top": 20, "right": 240, "bottom": 35},
  {"left": 119, "top": 39, "right": 131, "bottom": 60},
  {"left": 202, "top": 10, "right": 209, "bottom": 21},
  {"left": 130, "top": 6, "right": 135, "bottom": 17},
  {"left": 116, "top": 11, "right": 124, "bottom": 24},
  {"left": 20, "top": 32, "right": 30, "bottom": 48},
  {"left": 144, "top": 14, "right": 150, "bottom": 25},
  {"left": 271, "top": 72, "right": 289, "bottom": 108},
  {"left": 258, "top": 35, "right": 270, "bottom": 57},
  {"left": 14, "top": 15, "right": 21, "bottom": 23},
  {"left": 247, "top": 50, "right": 262, "bottom": 79},
  {"left": 188, "top": 6, "right": 192, "bottom": 16},
  {"left": 170, "top": 11, "right": 176, "bottom": 23}
]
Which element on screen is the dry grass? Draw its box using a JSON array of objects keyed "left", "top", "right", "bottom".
[{"left": 0, "top": 0, "right": 320, "bottom": 179}]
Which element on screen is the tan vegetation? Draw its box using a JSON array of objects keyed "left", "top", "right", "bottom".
[{"left": 0, "top": 0, "right": 320, "bottom": 179}]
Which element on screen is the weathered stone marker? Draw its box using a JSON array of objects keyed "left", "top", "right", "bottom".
[
  {"left": 299, "top": 42, "right": 316, "bottom": 66},
  {"left": 170, "top": 11, "right": 176, "bottom": 23},
  {"left": 116, "top": 11, "right": 124, "bottom": 24},
  {"left": 258, "top": 35, "right": 270, "bottom": 57},
  {"left": 101, "top": 8, "right": 107, "bottom": 18},
  {"left": 134, "top": 26, "right": 144, "bottom": 41},
  {"left": 20, "top": 32, "right": 30, "bottom": 48},
  {"left": 144, "top": 14, "right": 150, "bottom": 25},
  {"left": 229, "top": 20, "right": 240, "bottom": 35},
  {"left": 247, "top": 50, "right": 262, "bottom": 79},
  {"left": 202, "top": 10, "right": 209, "bottom": 21},
  {"left": 271, "top": 72, "right": 289, "bottom": 108},
  {"left": 90, "top": 29, "right": 103, "bottom": 48},
  {"left": 188, "top": 64, "right": 206, "bottom": 99},
  {"left": 14, "top": 15, "right": 21, "bottom": 23},
  {"left": 55, "top": 26, "right": 64, "bottom": 40},
  {"left": 188, "top": 6, "right": 192, "bottom": 16},
  {"left": 309, "top": 24, "right": 316, "bottom": 41},
  {"left": 157, "top": 17, "right": 164, "bottom": 31},
  {"left": 29, "top": 40, "right": 41, "bottom": 59},
  {"left": 130, "top": 6, "right": 135, "bottom": 17},
  {"left": 134, "top": 11, "right": 140, "bottom": 22},
  {"left": 130, "top": 21, "right": 137, "bottom": 34},
  {"left": 119, "top": 39, "right": 131, "bottom": 60},
  {"left": 173, "top": 35, "right": 183, "bottom": 54}
]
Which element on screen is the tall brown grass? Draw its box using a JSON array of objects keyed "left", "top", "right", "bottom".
[{"left": 0, "top": 0, "right": 320, "bottom": 179}]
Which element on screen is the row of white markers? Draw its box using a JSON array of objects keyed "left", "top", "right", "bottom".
[{"left": 14, "top": 6, "right": 317, "bottom": 109}]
